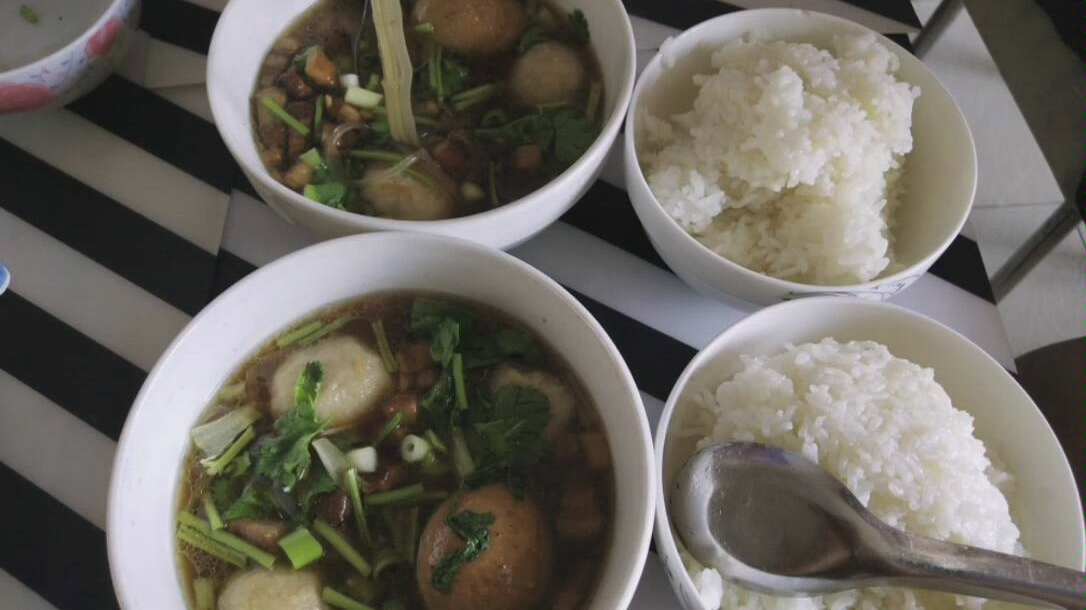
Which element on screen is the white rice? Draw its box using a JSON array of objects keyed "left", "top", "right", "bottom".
[
  {"left": 679, "top": 338, "right": 1024, "bottom": 610},
  {"left": 640, "top": 34, "right": 921, "bottom": 285}
]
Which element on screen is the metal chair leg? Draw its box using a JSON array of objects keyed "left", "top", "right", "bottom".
[
  {"left": 913, "top": 0, "right": 966, "bottom": 58},
  {"left": 989, "top": 202, "right": 1083, "bottom": 301}
]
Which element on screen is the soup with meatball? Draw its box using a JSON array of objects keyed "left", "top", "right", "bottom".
[
  {"left": 176, "top": 293, "right": 614, "bottom": 610},
  {"left": 251, "top": 0, "right": 605, "bottom": 220}
]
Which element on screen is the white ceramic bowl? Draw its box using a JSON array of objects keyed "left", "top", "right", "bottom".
[
  {"left": 0, "top": 0, "right": 140, "bottom": 113},
  {"left": 107, "top": 232, "right": 656, "bottom": 610},
  {"left": 624, "top": 9, "right": 977, "bottom": 307},
  {"left": 654, "top": 297, "right": 1085, "bottom": 610},
  {"left": 207, "top": 0, "right": 636, "bottom": 249}
]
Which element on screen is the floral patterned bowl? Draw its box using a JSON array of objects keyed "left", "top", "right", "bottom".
[{"left": 0, "top": 0, "right": 140, "bottom": 114}]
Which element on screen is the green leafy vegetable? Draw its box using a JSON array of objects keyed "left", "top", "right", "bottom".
[
  {"left": 552, "top": 112, "right": 598, "bottom": 166},
  {"left": 296, "top": 468, "right": 339, "bottom": 519},
  {"left": 464, "top": 385, "right": 551, "bottom": 491},
  {"left": 19, "top": 4, "right": 39, "bottom": 25},
  {"left": 430, "top": 319, "right": 461, "bottom": 368},
  {"left": 219, "top": 480, "right": 274, "bottom": 521},
  {"left": 410, "top": 298, "right": 474, "bottom": 334},
  {"left": 569, "top": 9, "right": 590, "bottom": 44},
  {"left": 304, "top": 182, "right": 350, "bottom": 209},
  {"left": 252, "top": 362, "right": 328, "bottom": 492},
  {"left": 431, "top": 510, "right": 495, "bottom": 594}
]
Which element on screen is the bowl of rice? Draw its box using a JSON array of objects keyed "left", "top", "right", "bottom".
[
  {"left": 654, "top": 296, "right": 1084, "bottom": 610},
  {"left": 623, "top": 9, "right": 977, "bottom": 306}
]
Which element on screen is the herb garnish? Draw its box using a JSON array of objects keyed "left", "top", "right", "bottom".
[
  {"left": 431, "top": 510, "right": 496, "bottom": 593},
  {"left": 569, "top": 9, "right": 590, "bottom": 44}
]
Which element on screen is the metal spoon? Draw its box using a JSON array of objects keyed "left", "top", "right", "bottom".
[{"left": 669, "top": 442, "right": 1086, "bottom": 609}]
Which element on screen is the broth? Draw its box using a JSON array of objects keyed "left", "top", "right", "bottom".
[
  {"left": 249, "top": 0, "right": 605, "bottom": 220},
  {"left": 176, "top": 292, "right": 614, "bottom": 610}
]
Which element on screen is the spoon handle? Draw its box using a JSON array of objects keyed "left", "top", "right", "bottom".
[{"left": 878, "top": 527, "right": 1086, "bottom": 609}]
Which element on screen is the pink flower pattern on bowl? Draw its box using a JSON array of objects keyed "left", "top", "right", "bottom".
[{"left": 0, "top": 0, "right": 141, "bottom": 114}]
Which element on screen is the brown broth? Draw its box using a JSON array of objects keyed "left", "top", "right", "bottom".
[{"left": 177, "top": 292, "right": 614, "bottom": 610}]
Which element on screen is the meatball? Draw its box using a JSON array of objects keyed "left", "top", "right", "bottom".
[
  {"left": 489, "top": 365, "right": 576, "bottom": 441},
  {"left": 509, "top": 42, "right": 588, "bottom": 107},
  {"left": 413, "top": 0, "right": 525, "bottom": 57},
  {"left": 217, "top": 568, "right": 328, "bottom": 610},
  {"left": 269, "top": 336, "right": 392, "bottom": 428},
  {"left": 417, "top": 485, "right": 554, "bottom": 610},
  {"left": 361, "top": 166, "right": 456, "bottom": 221}
]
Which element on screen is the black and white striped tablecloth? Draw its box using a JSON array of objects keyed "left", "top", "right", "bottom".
[{"left": 0, "top": 1, "right": 1015, "bottom": 608}]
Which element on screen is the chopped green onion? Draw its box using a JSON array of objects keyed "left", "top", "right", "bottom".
[
  {"left": 373, "top": 413, "right": 403, "bottom": 447},
  {"left": 430, "top": 44, "right": 444, "bottom": 102},
  {"left": 314, "top": 438, "right": 351, "bottom": 485},
  {"left": 453, "top": 354, "right": 468, "bottom": 411},
  {"left": 451, "top": 427, "right": 475, "bottom": 478},
  {"left": 585, "top": 81, "right": 603, "bottom": 124},
  {"left": 345, "top": 575, "right": 378, "bottom": 603},
  {"left": 261, "top": 96, "right": 311, "bottom": 136},
  {"left": 414, "top": 22, "right": 434, "bottom": 34},
  {"left": 345, "top": 86, "right": 384, "bottom": 109},
  {"left": 366, "top": 483, "right": 424, "bottom": 507},
  {"left": 313, "top": 520, "right": 373, "bottom": 577},
  {"left": 451, "top": 83, "right": 500, "bottom": 111},
  {"left": 179, "top": 513, "right": 277, "bottom": 569},
  {"left": 19, "top": 4, "right": 39, "bottom": 25},
  {"left": 347, "top": 149, "right": 407, "bottom": 164},
  {"left": 314, "top": 95, "right": 325, "bottom": 141},
  {"left": 323, "top": 587, "right": 377, "bottom": 610},
  {"left": 299, "top": 315, "right": 353, "bottom": 346},
  {"left": 365, "top": 73, "right": 381, "bottom": 91},
  {"left": 202, "top": 495, "right": 224, "bottom": 531},
  {"left": 373, "top": 547, "right": 407, "bottom": 577},
  {"left": 340, "top": 73, "right": 361, "bottom": 89},
  {"left": 372, "top": 320, "right": 399, "bottom": 374},
  {"left": 424, "top": 429, "right": 447, "bottom": 454},
  {"left": 279, "top": 527, "right": 324, "bottom": 569},
  {"left": 177, "top": 523, "right": 247, "bottom": 567},
  {"left": 276, "top": 320, "right": 324, "bottom": 348},
  {"left": 348, "top": 446, "right": 379, "bottom": 473},
  {"left": 488, "top": 162, "right": 499, "bottom": 208},
  {"left": 405, "top": 506, "right": 420, "bottom": 562},
  {"left": 201, "top": 426, "right": 256, "bottom": 476},
  {"left": 460, "top": 182, "right": 485, "bottom": 201},
  {"left": 216, "top": 382, "right": 245, "bottom": 403},
  {"left": 193, "top": 578, "right": 215, "bottom": 610},
  {"left": 191, "top": 405, "right": 260, "bottom": 458},
  {"left": 400, "top": 435, "right": 431, "bottom": 463},
  {"left": 344, "top": 468, "right": 372, "bottom": 544}
]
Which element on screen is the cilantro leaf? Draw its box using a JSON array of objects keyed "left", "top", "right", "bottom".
[
  {"left": 432, "top": 510, "right": 495, "bottom": 594},
  {"left": 464, "top": 385, "right": 552, "bottom": 492},
  {"left": 219, "top": 480, "right": 275, "bottom": 521},
  {"left": 421, "top": 371, "right": 458, "bottom": 431},
  {"left": 411, "top": 298, "right": 474, "bottom": 335},
  {"left": 294, "top": 361, "right": 324, "bottom": 416},
  {"left": 296, "top": 468, "right": 338, "bottom": 520},
  {"left": 431, "top": 319, "right": 461, "bottom": 368},
  {"left": 569, "top": 10, "right": 590, "bottom": 44},
  {"left": 494, "top": 328, "right": 545, "bottom": 365},
  {"left": 440, "top": 58, "right": 471, "bottom": 97},
  {"left": 552, "top": 112, "right": 598, "bottom": 167}
]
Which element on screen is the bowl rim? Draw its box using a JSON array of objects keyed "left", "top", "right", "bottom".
[
  {"left": 652, "top": 295, "right": 1086, "bottom": 609},
  {"left": 624, "top": 7, "right": 979, "bottom": 293},
  {"left": 106, "top": 230, "right": 657, "bottom": 610},
  {"left": 206, "top": 0, "right": 637, "bottom": 231},
  {"left": 0, "top": 0, "right": 131, "bottom": 79}
]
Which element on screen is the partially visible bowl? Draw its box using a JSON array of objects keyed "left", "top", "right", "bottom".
[
  {"left": 207, "top": 0, "right": 636, "bottom": 249},
  {"left": 107, "top": 231, "right": 656, "bottom": 610},
  {"left": 654, "top": 297, "right": 1085, "bottom": 610},
  {"left": 0, "top": 0, "right": 140, "bottom": 113},
  {"left": 624, "top": 9, "right": 977, "bottom": 307}
]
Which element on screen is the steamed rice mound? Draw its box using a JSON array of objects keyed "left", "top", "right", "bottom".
[
  {"left": 640, "top": 33, "right": 921, "bottom": 285},
  {"left": 681, "top": 338, "right": 1024, "bottom": 610}
]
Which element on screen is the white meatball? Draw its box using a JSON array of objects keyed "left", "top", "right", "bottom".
[
  {"left": 509, "top": 42, "right": 588, "bottom": 107},
  {"left": 217, "top": 568, "right": 328, "bottom": 610},
  {"left": 270, "top": 335, "right": 392, "bottom": 427},
  {"left": 361, "top": 167, "right": 455, "bottom": 221},
  {"left": 489, "top": 366, "right": 576, "bottom": 440}
]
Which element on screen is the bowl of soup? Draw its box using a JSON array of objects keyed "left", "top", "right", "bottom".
[
  {"left": 0, "top": 0, "right": 140, "bottom": 113},
  {"left": 107, "top": 231, "right": 655, "bottom": 610},
  {"left": 207, "top": 0, "right": 636, "bottom": 249}
]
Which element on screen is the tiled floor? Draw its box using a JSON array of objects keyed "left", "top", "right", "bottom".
[{"left": 911, "top": 0, "right": 1085, "bottom": 358}]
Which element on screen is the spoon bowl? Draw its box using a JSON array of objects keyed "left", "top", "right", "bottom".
[{"left": 670, "top": 442, "right": 1086, "bottom": 609}]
